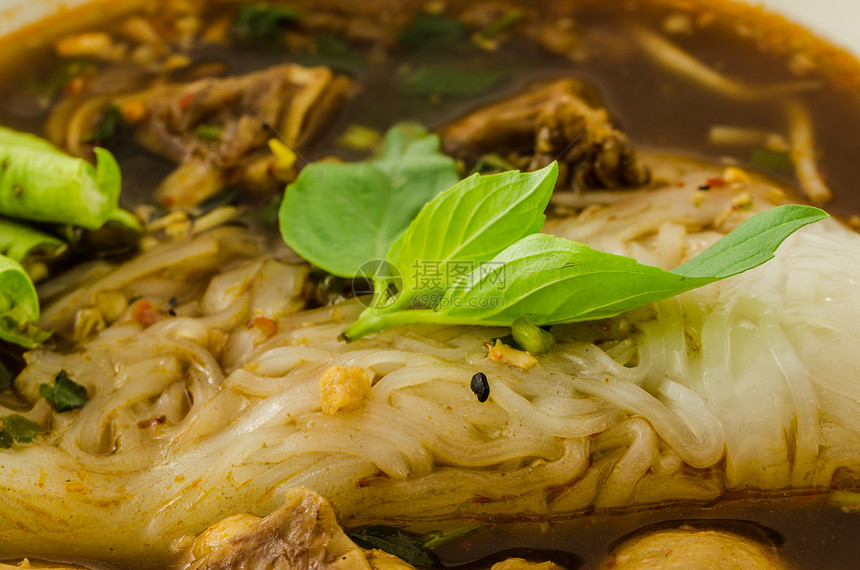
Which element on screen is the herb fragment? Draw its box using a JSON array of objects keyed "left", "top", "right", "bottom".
[
  {"left": 85, "top": 105, "right": 122, "bottom": 145},
  {"left": 397, "top": 13, "right": 468, "bottom": 52},
  {"left": 403, "top": 67, "right": 507, "bottom": 98},
  {"left": 751, "top": 148, "right": 794, "bottom": 175},
  {"left": 348, "top": 524, "right": 476, "bottom": 567},
  {"left": 0, "top": 359, "right": 14, "bottom": 391},
  {"left": 480, "top": 8, "right": 524, "bottom": 38},
  {"left": 40, "top": 369, "right": 89, "bottom": 412},
  {"left": 0, "top": 414, "right": 43, "bottom": 448},
  {"left": 195, "top": 124, "right": 222, "bottom": 142},
  {"left": 232, "top": 3, "right": 300, "bottom": 42}
]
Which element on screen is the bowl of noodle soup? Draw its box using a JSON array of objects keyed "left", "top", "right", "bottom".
[{"left": 0, "top": 1, "right": 860, "bottom": 569}]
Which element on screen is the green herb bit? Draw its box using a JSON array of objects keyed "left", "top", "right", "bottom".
[
  {"left": 397, "top": 12, "right": 468, "bottom": 52},
  {"left": 403, "top": 67, "right": 507, "bottom": 98},
  {"left": 473, "top": 153, "right": 519, "bottom": 175},
  {"left": 349, "top": 525, "right": 439, "bottom": 567},
  {"left": 751, "top": 148, "right": 794, "bottom": 175},
  {"left": 511, "top": 318, "right": 556, "bottom": 355},
  {"left": 232, "top": 2, "right": 301, "bottom": 42},
  {"left": 195, "top": 124, "right": 222, "bottom": 142},
  {"left": 40, "top": 369, "right": 89, "bottom": 413},
  {"left": 478, "top": 8, "right": 524, "bottom": 41},
  {"left": 0, "top": 414, "right": 43, "bottom": 448},
  {"left": 0, "top": 359, "right": 14, "bottom": 392},
  {"left": 85, "top": 105, "right": 122, "bottom": 145}
]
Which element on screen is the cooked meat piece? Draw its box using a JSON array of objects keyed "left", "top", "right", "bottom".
[
  {"left": 177, "top": 487, "right": 378, "bottom": 570},
  {"left": 176, "top": 487, "right": 566, "bottom": 570},
  {"left": 119, "top": 64, "right": 355, "bottom": 207},
  {"left": 440, "top": 78, "right": 650, "bottom": 191},
  {"left": 603, "top": 526, "right": 786, "bottom": 570}
]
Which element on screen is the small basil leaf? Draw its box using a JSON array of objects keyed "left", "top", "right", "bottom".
[
  {"left": 348, "top": 526, "right": 440, "bottom": 567},
  {"left": 279, "top": 124, "right": 458, "bottom": 278},
  {"left": 40, "top": 369, "right": 89, "bottom": 413},
  {"left": 671, "top": 204, "right": 827, "bottom": 279},
  {"left": 391, "top": 163, "right": 558, "bottom": 302},
  {"left": 403, "top": 67, "right": 507, "bottom": 98},
  {"left": 0, "top": 414, "right": 43, "bottom": 446}
]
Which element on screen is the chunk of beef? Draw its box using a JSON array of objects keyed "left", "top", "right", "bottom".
[
  {"left": 440, "top": 78, "right": 649, "bottom": 191},
  {"left": 121, "top": 64, "right": 355, "bottom": 207}
]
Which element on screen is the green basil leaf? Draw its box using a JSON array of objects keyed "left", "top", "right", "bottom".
[
  {"left": 0, "top": 254, "right": 49, "bottom": 348},
  {"left": 391, "top": 163, "right": 558, "bottom": 302},
  {"left": 348, "top": 526, "right": 440, "bottom": 567},
  {"left": 671, "top": 204, "right": 827, "bottom": 279},
  {"left": 0, "top": 127, "right": 121, "bottom": 230},
  {"left": 40, "top": 369, "right": 89, "bottom": 413},
  {"left": 279, "top": 124, "right": 458, "bottom": 278},
  {"left": 342, "top": 204, "right": 826, "bottom": 340},
  {"left": 0, "top": 414, "right": 44, "bottom": 447},
  {"left": 436, "top": 233, "right": 716, "bottom": 325}
]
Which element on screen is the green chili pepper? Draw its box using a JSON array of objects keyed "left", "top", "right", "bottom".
[
  {"left": 511, "top": 317, "right": 556, "bottom": 355},
  {"left": 0, "top": 218, "right": 67, "bottom": 282},
  {"left": 0, "top": 254, "right": 50, "bottom": 348},
  {"left": 0, "top": 127, "right": 121, "bottom": 230}
]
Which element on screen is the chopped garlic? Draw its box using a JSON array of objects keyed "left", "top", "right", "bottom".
[
  {"left": 319, "top": 365, "right": 371, "bottom": 414},
  {"left": 485, "top": 339, "right": 538, "bottom": 370}
]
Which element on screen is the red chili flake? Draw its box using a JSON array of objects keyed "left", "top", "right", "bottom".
[
  {"left": 706, "top": 177, "right": 727, "bottom": 187},
  {"left": 676, "top": 181, "right": 686, "bottom": 187},
  {"left": 247, "top": 316, "right": 278, "bottom": 338},
  {"left": 178, "top": 91, "right": 197, "bottom": 111},
  {"left": 137, "top": 415, "right": 166, "bottom": 429},
  {"left": 460, "top": 538, "right": 472, "bottom": 551},
  {"left": 594, "top": 338, "right": 605, "bottom": 345},
  {"left": 132, "top": 300, "right": 162, "bottom": 327}
]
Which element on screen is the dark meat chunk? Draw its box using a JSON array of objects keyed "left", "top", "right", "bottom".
[
  {"left": 120, "top": 64, "right": 355, "bottom": 207},
  {"left": 440, "top": 78, "right": 650, "bottom": 191},
  {"left": 177, "top": 487, "right": 382, "bottom": 570}
]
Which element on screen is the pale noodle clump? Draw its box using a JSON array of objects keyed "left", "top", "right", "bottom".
[{"left": 1, "top": 162, "right": 859, "bottom": 567}]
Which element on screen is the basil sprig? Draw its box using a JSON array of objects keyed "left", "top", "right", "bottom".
[
  {"left": 339, "top": 166, "right": 826, "bottom": 340},
  {"left": 277, "top": 126, "right": 827, "bottom": 342}
]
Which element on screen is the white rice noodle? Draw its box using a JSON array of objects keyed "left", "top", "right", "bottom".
[{"left": 7, "top": 203, "right": 860, "bottom": 564}]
